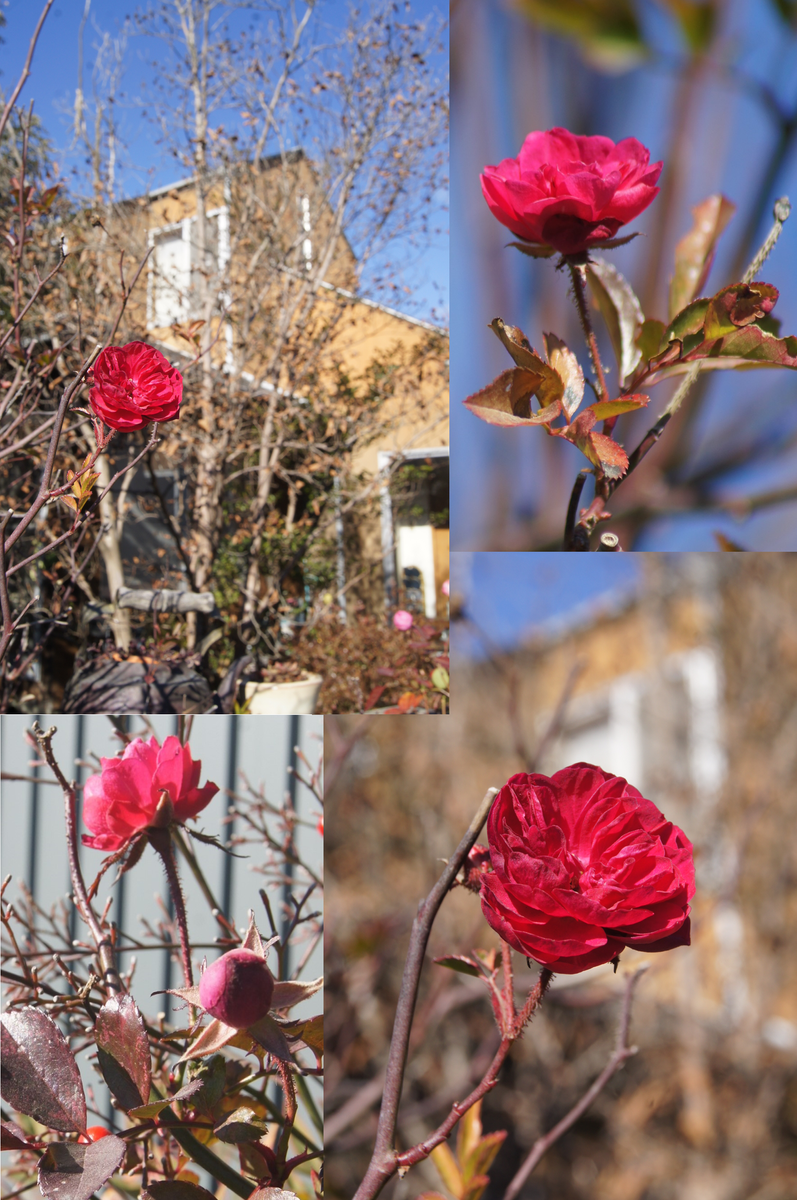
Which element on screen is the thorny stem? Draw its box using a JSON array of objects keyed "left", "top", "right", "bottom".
[
  {"left": 275, "top": 1057, "right": 298, "bottom": 1176},
  {"left": 394, "top": 968, "right": 552, "bottom": 1175},
  {"left": 149, "top": 827, "right": 193, "bottom": 987},
  {"left": 563, "top": 196, "right": 792, "bottom": 545},
  {"left": 504, "top": 967, "right": 646, "bottom": 1200},
  {"left": 32, "top": 723, "right": 123, "bottom": 995},
  {"left": 354, "top": 787, "right": 500, "bottom": 1200},
  {"left": 568, "top": 263, "right": 609, "bottom": 404}
]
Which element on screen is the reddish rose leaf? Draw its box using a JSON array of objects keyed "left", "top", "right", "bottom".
[
  {"left": 703, "top": 282, "right": 779, "bottom": 339},
  {"left": 363, "top": 685, "right": 386, "bottom": 710},
  {"left": 1, "top": 1121, "right": 40, "bottom": 1151},
  {"left": 95, "top": 994, "right": 152, "bottom": 1112},
  {"left": 128, "top": 1077, "right": 206, "bottom": 1119},
  {"left": 143, "top": 1183, "right": 218, "bottom": 1200},
  {"left": 0, "top": 1008, "right": 87, "bottom": 1133},
  {"left": 38, "top": 1135, "right": 126, "bottom": 1200},
  {"left": 669, "top": 194, "right": 736, "bottom": 320},
  {"left": 464, "top": 369, "right": 563, "bottom": 428}
]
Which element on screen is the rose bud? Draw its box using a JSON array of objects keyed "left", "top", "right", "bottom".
[{"left": 198, "top": 949, "right": 275, "bottom": 1028}]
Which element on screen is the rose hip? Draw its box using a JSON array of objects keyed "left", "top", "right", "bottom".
[{"left": 199, "top": 949, "right": 275, "bottom": 1028}]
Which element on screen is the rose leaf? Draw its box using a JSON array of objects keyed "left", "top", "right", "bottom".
[
  {"left": 682, "top": 325, "right": 797, "bottom": 370},
  {"left": 542, "top": 332, "right": 584, "bottom": 418},
  {"left": 433, "top": 955, "right": 483, "bottom": 978},
  {"left": 463, "top": 369, "right": 563, "bottom": 427},
  {"left": 246, "top": 1014, "right": 294, "bottom": 1062},
  {"left": 213, "top": 1107, "right": 268, "bottom": 1145},
  {"left": 588, "top": 394, "right": 650, "bottom": 420},
  {"left": 669, "top": 194, "right": 736, "bottom": 319},
  {"left": 703, "top": 282, "right": 779, "bottom": 339},
  {"left": 95, "top": 994, "right": 152, "bottom": 1112},
  {"left": 143, "top": 1183, "right": 218, "bottom": 1200},
  {"left": 0, "top": 1008, "right": 87, "bottom": 1134},
  {"left": 38, "top": 1136, "right": 126, "bottom": 1200},
  {"left": 585, "top": 258, "right": 644, "bottom": 385}
]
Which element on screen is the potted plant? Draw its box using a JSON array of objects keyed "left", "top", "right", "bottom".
[{"left": 241, "top": 657, "right": 324, "bottom": 715}]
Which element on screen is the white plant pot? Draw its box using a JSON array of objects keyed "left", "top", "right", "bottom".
[{"left": 244, "top": 673, "right": 323, "bottom": 715}]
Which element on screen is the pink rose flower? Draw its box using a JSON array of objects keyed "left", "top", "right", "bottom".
[
  {"left": 82, "top": 736, "right": 219, "bottom": 851},
  {"left": 393, "top": 610, "right": 414, "bottom": 631},
  {"left": 90, "top": 342, "right": 183, "bottom": 431},
  {"left": 480, "top": 764, "right": 694, "bottom": 974},
  {"left": 481, "top": 127, "right": 662, "bottom": 257}
]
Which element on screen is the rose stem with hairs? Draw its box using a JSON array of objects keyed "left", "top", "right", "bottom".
[{"left": 32, "top": 722, "right": 124, "bottom": 995}]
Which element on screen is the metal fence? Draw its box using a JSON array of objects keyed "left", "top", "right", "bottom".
[{"left": 0, "top": 714, "right": 323, "bottom": 1124}]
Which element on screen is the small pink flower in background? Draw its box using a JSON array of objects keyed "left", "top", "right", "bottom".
[
  {"left": 480, "top": 764, "right": 694, "bottom": 974},
  {"left": 82, "top": 736, "right": 218, "bottom": 851},
  {"left": 481, "top": 127, "right": 662, "bottom": 257},
  {"left": 393, "top": 610, "right": 414, "bottom": 631},
  {"left": 442, "top": 580, "right": 450, "bottom": 596},
  {"left": 90, "top": 342, "right": 183, "bottom": 431}
]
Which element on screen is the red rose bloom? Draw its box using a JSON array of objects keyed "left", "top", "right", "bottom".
[
  {"left": 90, "top": 342, "right": 183, "bottom": 431},
  {"left": 481, "top": 127, "right": 662, "bottom": 256},
  {"left": 480, "top": 764, "right": 694, "bottom": 975},
  {"left": 82, "top": 735, "right": 218, "bottom": 851}
]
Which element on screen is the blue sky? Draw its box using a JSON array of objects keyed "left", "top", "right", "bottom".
[
  {"left": 451, "top": 0, "right": 797, "bottom": 550},
  {"left": 1, "top": 0, "right": 448, "bottom": 324},
  {"left": 451, "top": 553, "right": 641, "bottom": 656}
]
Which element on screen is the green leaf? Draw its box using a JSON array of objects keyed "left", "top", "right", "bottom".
[
  {"left": 430, "top": 1142, "right": 463, "bottom": 1197},
  {"left": 669, "top": 194, "right": 736, "bottom": 319},
  {"left": 433, "top": 955, "right": 483, "bottom": 978},
  {"left": 588, "top": 394, "right": 650, "bottom": 419},
  {"left": 636, "top": 318, "right": 667, "bottom": 363},
  {"left": 515, "top": 0, "right": 647, "bottom": 70},
  {"left": 586, "top": 258, "right": 644, "bottom": 385},
  {"left": 682, "top": 325, "right": 797, "bottom": 370},
  {"left": 507, "top": 240, "right": 556, "bottom": 258},
  {"left": 660, "top": 0, "right": 716, "bottom": 53},
  {"left": 665, "top": 297, "right": 710, "bottom": 344},
  {"left": 431, "top": 666, "right": 450, "bottom": 690},
  {"left": 213, "top": 1107, "right": 268, "bottom": 1145}
]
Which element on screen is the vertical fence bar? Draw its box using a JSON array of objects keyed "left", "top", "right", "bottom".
[{"left": 222, "top": 716, "right": 239, "bottom": 924}]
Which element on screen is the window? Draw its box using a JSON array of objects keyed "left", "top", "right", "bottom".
[
  {"left": 148, "top": 208, "right": 229, "bottom": 328},
  {"left": 536, "top": 647, "right": 725, "bottom": 804}
]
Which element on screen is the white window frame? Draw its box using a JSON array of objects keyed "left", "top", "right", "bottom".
[
  {"left": 147, "top": 205, "right": 229, "bottom": 331},
  {"left": 377, "top": 446, "right": 449, "bottom": 613}
]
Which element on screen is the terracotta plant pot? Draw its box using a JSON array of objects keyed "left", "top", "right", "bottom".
[{"left": 243, "top": 673, "right": 323, "bottom": 715}]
